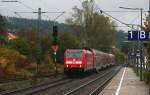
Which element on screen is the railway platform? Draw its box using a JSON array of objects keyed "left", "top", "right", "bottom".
[{"left": 99, "top": 67, "right": 149, "bottom": 95}]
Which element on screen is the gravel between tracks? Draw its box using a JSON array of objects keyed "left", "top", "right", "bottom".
[
  {"left": 30, "top": 66, "right": 120, "bottom": 95},
  {"left": 0, "top": 74, "right": 67, "bottom": 95},
  {"left": 65, "top": 66, "right": 121, "bottom": 95}
]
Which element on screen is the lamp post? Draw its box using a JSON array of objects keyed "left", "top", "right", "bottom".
[{"left": 120, "top": 7, "right": 143, "bottom": 81}]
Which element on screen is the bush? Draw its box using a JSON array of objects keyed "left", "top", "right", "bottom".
[
  {"left": 111, "top": 48, "right": 126, "bottom": 64},
  {"left": 143, "top": 70, "right": 150, "bottom": 84},
  {"left": 22, "top": 69, "right": 33, "bottom": 79},
  {"left": 43, "top": 54, "right": 52, "bottom": 64},
  {"left": 0, "top": 47, "right": 29, "bottom": 76},
  {"left": 8, "top": 38, "right": 31, "bottom": 56}
]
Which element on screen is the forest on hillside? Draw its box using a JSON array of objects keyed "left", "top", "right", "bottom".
[
  {"left": 6, "top": 17, "right": 73, "bottom": 33},
  {"left": 5, "top": 16, "right": 127, "bottom": 49}
]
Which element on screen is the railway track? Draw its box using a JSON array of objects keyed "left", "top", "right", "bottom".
[
  {"left": 89, "top": 66, "right": 120, "bottom": 95},
  {"left": 64, "top": 66, "right": 121, "bottom": 95},
  {"left": 0, "top": 73, "right": 63, "bottom": 84},
  {"left": 0, "top": 66, "right": 121, "bottom": 95},
  {"left": 0, "top": 76, "right": 71, "bottom": 95},
  {"left": 0, "top": 77, "right": 25, "bottom": 84},
  {"left": 29, "top": 66, "right": 121, "bottom": 95}
]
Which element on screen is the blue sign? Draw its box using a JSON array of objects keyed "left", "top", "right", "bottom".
[
  {"left": 128, "top": 30, "right": 139, "bottom": 41},
  {"left": 128, "top": 30, "right": 150, "bottom": 41},
  {"left": 139, "top": 31, "right": 149, "bottom": 41}
]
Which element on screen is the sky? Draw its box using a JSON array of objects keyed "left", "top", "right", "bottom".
[{"left": 0, "top": 0, "right": 149, "bottom": 31}]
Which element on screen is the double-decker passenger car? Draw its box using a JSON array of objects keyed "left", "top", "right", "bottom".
[{"left": 64, "top": 48, "right": 115, "bottom": 74}]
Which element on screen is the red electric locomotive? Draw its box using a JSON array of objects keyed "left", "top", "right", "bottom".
[{"left": 64, "top": 48, "right": 115, "bottom": 74}]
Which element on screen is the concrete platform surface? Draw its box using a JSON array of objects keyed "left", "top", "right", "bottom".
[{"left": 99, "top": 67, "right": 149, "bottom": 95}]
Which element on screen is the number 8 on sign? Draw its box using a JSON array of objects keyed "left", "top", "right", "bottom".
[{"left": 139, "top": 31, "right": 149, "bottom": 41}]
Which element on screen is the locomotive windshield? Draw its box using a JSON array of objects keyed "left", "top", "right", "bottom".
[{"left": 66, "top": 50, "right": 82, "bottom": 58}]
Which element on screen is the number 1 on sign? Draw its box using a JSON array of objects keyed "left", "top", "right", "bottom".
[{"left": 129, "top": 31, "right": 133, "bottom": 39}]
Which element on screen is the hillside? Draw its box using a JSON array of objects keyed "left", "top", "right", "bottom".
[
  {"left": 6, "top": 17, "right": 73, "bottom": 33},
  {"left": 4, "top": 16, "right": 126, "bottom": 50}
]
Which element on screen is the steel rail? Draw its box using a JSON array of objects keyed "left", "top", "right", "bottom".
[
  {"left": 1, "top": 76, "right": 70, "bottom": 95},
  {"left": 89, "top": 67, "right": 121, "bottom": 95},
  {"left": 64, "top": 67, "right": 120, "bottom": 95}
]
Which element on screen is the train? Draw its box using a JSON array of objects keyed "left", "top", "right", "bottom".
[{"left": 64, "top": 48, "right": 115, "bottom": 74}]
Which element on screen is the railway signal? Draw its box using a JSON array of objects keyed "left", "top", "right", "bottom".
[
  {"left": 52, "top": 25, "right": 59, "bottom": 77},
  {"left": 52, "top": 25, "right": 58, "bottom": 45}
]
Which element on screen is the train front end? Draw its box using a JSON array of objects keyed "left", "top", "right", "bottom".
[{"left": 64, "top": 49, "right": 86, "bottom": 74}]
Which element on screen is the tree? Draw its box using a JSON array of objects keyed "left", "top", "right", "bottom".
[
  {"left": 16, "top": 28, "right": 38, "bottom": 61},
  {"left": 8, "top": 38, "right": 31, "bottom": 56},
  {"left": 0, "top": 15, "right": 7, "bottom": 46},
  {"left": 87, "top": 13, "right": 116, "bottom": 51},
  {"left": 0, "top": 15, "right": 7, "bottom": 36},
  {"left": 66, "top": 0, "right": 95, "bottom": 46},
  {"left": 66, "top": 0, "right": 116, "bottom": 52},
  {"left": 144, "top": 15, "right": 150, "bottom": 66},
  {"left": 143, "top": 14, "right": 150, "bottom": 85},
  {"left": 60, "top": 32, "right": 81, "bottom": 49},
  {"left": 41, "top": 33, "right": 52, "bottom": 54},
  {"left": 16, "top": 28, "right": 38, "bottom": 46},
  {"left": 111, "top": 47, "right": 126, "bottom": 64},
  {"left": 58, "top": 32, "right": 82, "bottom": 63}
]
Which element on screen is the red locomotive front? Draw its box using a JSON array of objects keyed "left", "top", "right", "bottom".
[
  {"left": 64, "top": 49, "right": 85, "bottom": 69},
  {"left": 64, "top": 49, "right": 94, "bottom": 73}
]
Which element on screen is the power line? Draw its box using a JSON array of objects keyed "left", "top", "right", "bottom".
[
  {"left": 1, "top": 0, "right": 65, "bottom": 22},
  {"left": 52, "top": 12, "right": 65, "bottom": 23},
  {"left": 0, "top": 6, "right": 22, "bottom": 18},
  {"left": 18, "top": 1, "right": 35, "bottom": 11},
  {"left": 14, "top": 12, "right": 22, "bottom": 17},
  {"left": 19, "top": 0, "right": 65, "bottom": 22},
  {"left": 18, "top": 1, "right": 66, "bottom": 22},
  {"left": 129, "top": 14, "right": 141, "bottom": 24},
  {"left": 98, "top": 8, "right": 134, "bottom": 29},
  {"left": 17, "top": 1, "right": 65, "bottom": 21},
  {"left": 1, "top": 0, "right": 35, "bottom": 11},
  {"left": 102, "top": 10, "right": 149, "bottom": 13},
  {"left": 1, "top": 0, "right": 18, "bottom": 2}
]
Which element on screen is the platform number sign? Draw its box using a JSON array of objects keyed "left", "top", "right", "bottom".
[
  {"left": 128, "top": 30, "right": 149, "bottom": 41},
  {"left": 139, "top": 31, "right": 149, "bottom": 41},
  {"left": 128, "top": 30, "right": 138, "bottom": 40}
]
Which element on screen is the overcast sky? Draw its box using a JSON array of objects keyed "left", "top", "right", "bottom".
[{"left": 0, "top": 0, "right": 149, "bottom": 31}]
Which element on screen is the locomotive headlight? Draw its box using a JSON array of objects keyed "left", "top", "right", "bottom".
[
  {"left": 66, "top": 61, "right": 72, "bottom": 64},
  {"left": 79, "top": 65, "right": 82, "bottom": 68},
  {"left": 75, "top": 61, "right": 82, "bottom": 64}
]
